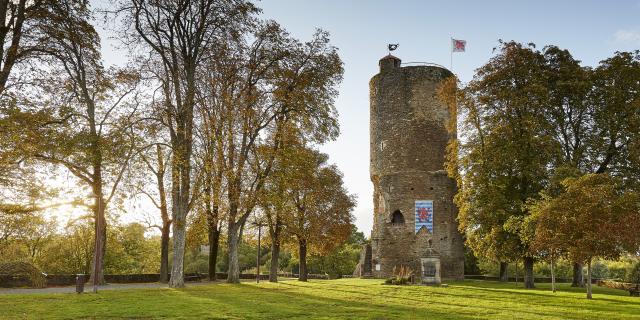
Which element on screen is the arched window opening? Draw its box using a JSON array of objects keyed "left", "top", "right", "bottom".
[{"left": 391, "top": 210, "right": 405, "bottom": 224}]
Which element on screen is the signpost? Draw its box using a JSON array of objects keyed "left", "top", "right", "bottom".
[{"left": 253, "top": 220, "right": 266, "bottom": 283}]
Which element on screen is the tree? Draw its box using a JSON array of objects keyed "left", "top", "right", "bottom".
[
  {"left": 116, "top": 0, "right": 258, "bottom": 288},
  {"left": 588, "top": 51, "right": 640, "bottom": 185},
  {"left": 537, "top": 46, "right": 590, "bottom": 287},
  {"left": 532, "top": 173, "right": 640, "bottom": 299},
  {"left": 539, "top": 47, "right": 640, "bottom": 287},
  {"left": 138, "top": 143, "right": 172, "bottom": 283},
  {"left": 0, "top": 0, "right": 54, "bottom": 95},
  {"left": 194, "top": 75, "right": 226, "bottom": 281},
  {"left": 18, "top": 0, "right": 141, "bottom": 285},
  {"left": 0, "top": 0, "right": 97, "bottom": 199},
  {"left": 196, "top": 23, "right": 342, "bottom": 283},
  {"left": 284, "top": 148, "right": 355, "bottom": 281},
  {"left": 258, "top": 128, "right": 305, "bottom": 282},
  {"left": 38, "top": 216, "right": 94, "bottom": 274},
  {"left": 305, "top": 227, "right": 365, "bottom": 278},
  {"left": 104, "top": 222, "right": 160, "bottom": 275},
  {"left": 442, "top": 41, "right": 555, "bottom": 288},
  {"left": 0, "top": 204, "right": 40, "bottom": 257}
]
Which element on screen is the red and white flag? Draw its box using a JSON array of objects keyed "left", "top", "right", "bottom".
[{"left": 452, "top": 39, "right": 466, "bottom": 52}]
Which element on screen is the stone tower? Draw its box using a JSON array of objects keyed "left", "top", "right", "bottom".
[{"left": 367, "top": 54, "right": 464, "bottom": 280}]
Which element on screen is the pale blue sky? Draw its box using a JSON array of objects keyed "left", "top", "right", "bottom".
[
  {"left": 257, "top": 0, "right": 640, "bottom": 235},
  {"left": 96, "top": 1, "right": 640, "bottom": 235}
]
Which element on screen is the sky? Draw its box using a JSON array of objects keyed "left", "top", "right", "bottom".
[
  {"left": 93, "top": 0, "right": 640, "bottom": 236},
  {"left": 255, "top": 0, "right": 640, "bottom": 235}
]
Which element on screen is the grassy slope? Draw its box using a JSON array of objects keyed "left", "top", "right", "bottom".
[{"left": 1, "top": 279, "right": 638, "bottom": 319}]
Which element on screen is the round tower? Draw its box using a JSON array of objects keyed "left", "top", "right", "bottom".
[{"left": 369, "top": 55, "right": 464, "bottom": 280}]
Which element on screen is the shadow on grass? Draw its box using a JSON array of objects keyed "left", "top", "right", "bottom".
[
  {"left": 275, "top": 280, "right": 640, "bottom": 319},
  {"left": 272, "top": 281, "right": 562, "bottom": 319},
  {"left": 179, "top": 281, "right": 481, "bottom": 320},
  {"left": 2, "top": 279, "right": 638, "bottom": 319}
]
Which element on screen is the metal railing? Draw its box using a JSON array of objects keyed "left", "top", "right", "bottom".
[{"left": 401, "top": 62, "right": 448, "bottom": 69}]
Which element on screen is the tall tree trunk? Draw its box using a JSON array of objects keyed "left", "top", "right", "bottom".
[
  {"left": 268, "top": 218, "right": 282, "bottom": 283},
  {"left": 159, "top": 221, "right": 170, "bottom": 283},
  {"left": 572, "top": 262, "right": 584, "bottom": 287},
  {"left": 205, "top": 177, "right": 220, "bottom": 281},
  {"left": 88, "top": 111, "right": 106, "bottom": 287},
  {"left": 0, "top": 0, "right": 27, "bottom": 94},
  {"left": 169, "top": 214, "right": 186, "bottom": 288},
  {"left": 157, "top": 147, "right": 171, "bottom": 284},
  {"left": 499, "top": 262, "right": 508, "bottom": 282},
  {"left": 586, "top": 259, "right": 592, "bottom": 299},
  {"left": 227, "top": 225, "right": 241, "bottom": 283},
  {"left": 208, "top": 227, "right": 220, "bottom": 280},
  {"left": 550, "top": 258, "right": 556, "bottom": 293},
  {"left": 269, "top": 241, "right": 280, "bottom": 283},
  {"left": 298, "top": 238, "right": 308, "bottom": 282},
  {"left": 88, "top": 198, "right": 106, "bottom": 286},
  {"left": 169, "top": 140, "right": 191, "bottom": 288},
  {"left": 523, "top": 257, "right": 535, "bottom": 289}
]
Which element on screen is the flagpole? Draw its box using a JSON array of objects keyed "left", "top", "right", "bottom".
[{"left": 450, "top": 37, "right": 453, "bottom": 71}]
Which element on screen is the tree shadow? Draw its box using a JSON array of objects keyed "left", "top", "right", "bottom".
[{"left": 179, "top": 281, "right": 482, "bottom": 319}]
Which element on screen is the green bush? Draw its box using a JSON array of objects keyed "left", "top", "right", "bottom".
[
  {"left": 385, "top": 265, "right": 413, "bottom": 285},
  {"left": 627, "top": 262, "right": 640, "bottom": 285}
]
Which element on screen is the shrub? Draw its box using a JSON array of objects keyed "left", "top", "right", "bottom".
[
  {"left": 627, "top": 262, "right": 640, "bottom": 285},
  {"left": 385, "top": 265, "right": 413, "bottom": 285},
  {"left": 590, "top": 260, "right": 609, "bottom": 279},
  {"left": 0, "top": 261, "right": 46, "bottom": 288}
]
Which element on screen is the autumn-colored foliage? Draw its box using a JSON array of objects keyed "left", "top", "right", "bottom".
[{"left": 531, "top": 173, "right": 640, "bottom": 298}]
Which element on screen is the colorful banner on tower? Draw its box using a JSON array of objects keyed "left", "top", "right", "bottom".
[{"left": 415, "top": 200, "right": 434, "bottom": 234}]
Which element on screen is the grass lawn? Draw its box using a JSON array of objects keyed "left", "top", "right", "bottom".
[{"left": 1, "top": 279, "right": 638, "bottom": 319}]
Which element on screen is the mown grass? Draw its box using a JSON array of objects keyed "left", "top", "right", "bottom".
[{"left": 1, "top": 279, "right": 638, "bottom": 319}]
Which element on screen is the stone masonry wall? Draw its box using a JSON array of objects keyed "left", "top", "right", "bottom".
[{"left": 369, "top": 56, "right": 464, "bottom": 280}]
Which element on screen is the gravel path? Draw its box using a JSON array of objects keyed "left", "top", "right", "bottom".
[{"left": 0, "top": 281, "right": 217, "bottom": 295}]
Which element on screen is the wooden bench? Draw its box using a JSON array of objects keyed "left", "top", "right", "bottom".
[
  {"left": 629, "top": 285, "right": 639, "bottom": 297},
  {"left": 184, "top": 273, "right": 202, "bottom": 282}
]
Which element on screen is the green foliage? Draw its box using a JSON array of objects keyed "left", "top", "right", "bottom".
[
  {"left": 443, "top": 42, "right": 640, "bottom": 275},
  {"left": 306, "top": 236, "right": 362, "bottom": 278},
  {"left": 628, "top": 261, "right": 640, "bottom": 285},
  {"left": 445, "top": 41, "right": 556, "bottom": 264},
  {"left": 4, "top": 216, "right": 161, "bottom": 275},
  {"left": 0, "top": 205, "right": 53, "bottom": 262},
  {"left": 533, "top": 260, "right": 573, "bottom": 279},
  {"left": 264, "top": 249, "right": 292, "bottom": 273},
  {"left": 183, "top": 250, "right": 209, "bottom": 275},
  {"left": 35, "top": 218, "right": 93, "bottom": 274},
  {"left": 215, "top": 242, "right": 270, "bottom": 274},
  {"left": 104, "top": 223, "right": 159, "bottom": 274},
  {"left": 464, "top": 245, "right": 482, "bottom": 275}
]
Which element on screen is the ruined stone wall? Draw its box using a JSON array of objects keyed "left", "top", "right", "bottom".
[{"left": 369, "top": 56, "right": 464, "bottom": 280}]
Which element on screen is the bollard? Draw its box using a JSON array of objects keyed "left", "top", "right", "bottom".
[{"left": 76, "top": 274, "right": 85, "bottom": 294}]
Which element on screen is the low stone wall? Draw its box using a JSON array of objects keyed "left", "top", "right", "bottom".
[
  {"left": 461, "top": 275, "right": 582, "bottom": 283},
  {"left": 0, "top": 275, "right": 31, "bottom": 288},
  {"left": 1, "top": 272, "right": 329, "bottom": 288}
]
